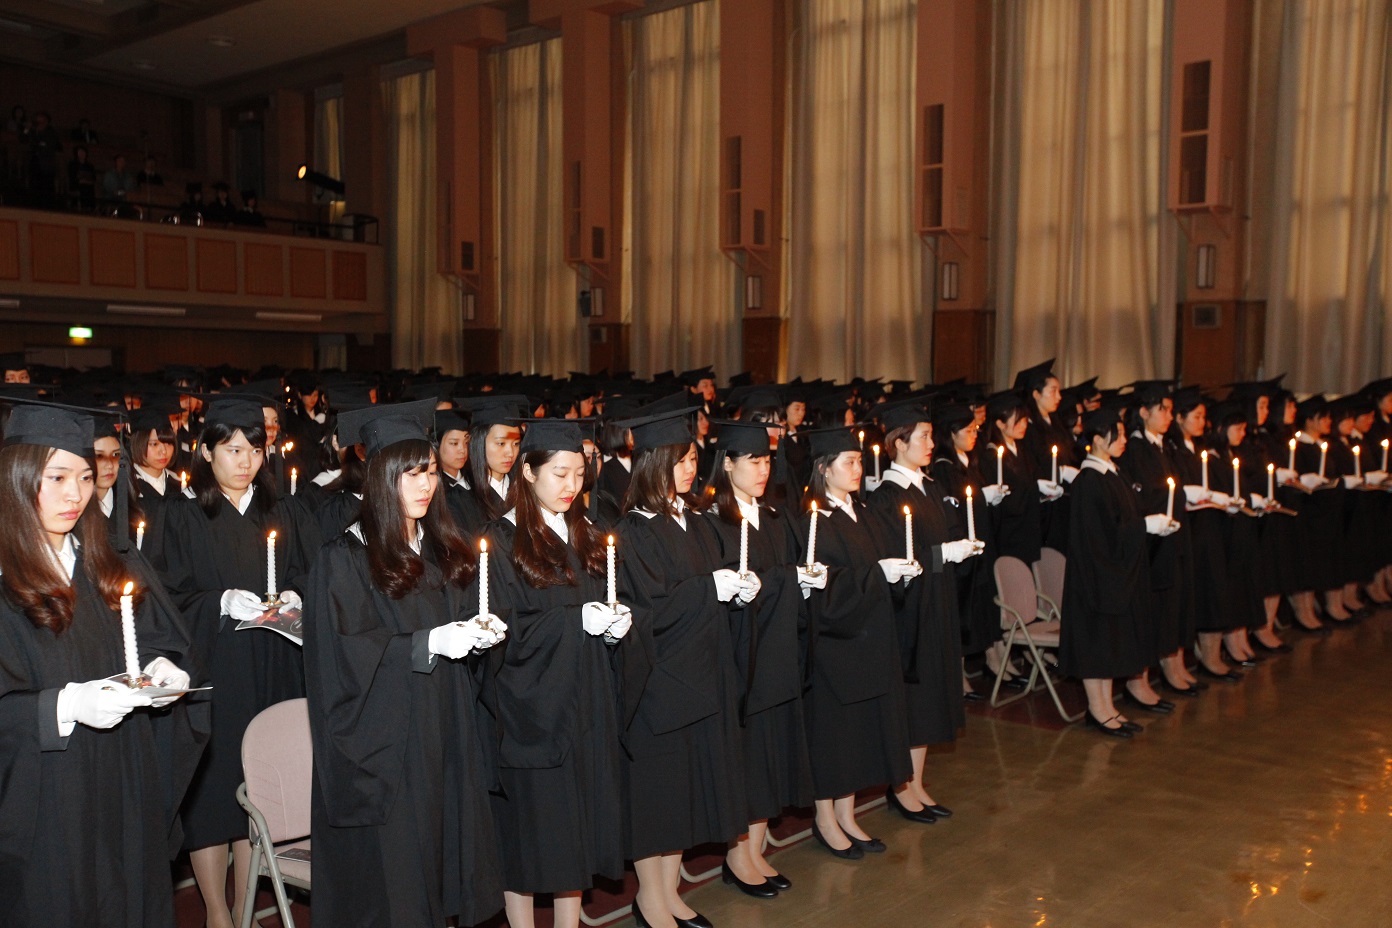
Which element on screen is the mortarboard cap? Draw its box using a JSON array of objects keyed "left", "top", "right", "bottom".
[
  {"left": 680, "top": 366, "right": 716, "bottom": 387},
  {"left": 931, "top": 403, "right": 976, "bottom": 436},
  {"left": 202, "top": 396, "right": 265, "bottom": 433},
  {"left": 875, "top": 397, "right": 933, "bottom": 432},
  {"left": 1013, "top": 358, "right": 1056, "bottom": 393},
  {"left": 455, "top": 394, "right": 530, "bottom": 429},
  {"left": 517, "top": 418, "right": 593, "bottom": 455},
  {"left": 1080, "top": 401, "right": 1127, "bottom": 440},
  {"left": 710, "top": 420, "right": 775, "bottom": 457},
  {"left": 336, "top": 399, "right": 437, "bottom": 458},
  {"left": 2, "top": 398, "right": 103, "bottom": 458},
  {"left": 725, "top": 385, "right": 784, "bottom": 414},
  {"left": 435, "top": 410, "right": 470, "bottom": 436},
  {"left": 618, "top": 407, "right": 697, "bottom": 452},
  {"left": 803, "top": 426, "right": 862, "bottom": 460}
]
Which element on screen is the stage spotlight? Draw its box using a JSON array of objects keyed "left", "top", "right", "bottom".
[{"left": 296, "top": 165, "right": 345, "bottom": 196}]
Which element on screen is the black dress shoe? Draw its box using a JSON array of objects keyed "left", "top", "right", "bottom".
[
  {"left": 675, "top": 915, "right": 712, "bottom": 928},
  {"left": 1121, "top": 691, "right": 1173, "bottom": 714},
  {"left": 1196, "top": 664, "right": 1243, "bottom": 683},
  {"left": 1118, "top": 719, "right": 1143, "bottom": 733},
  {"left": 963, "top": 690, "right": 986, "bottom": 702},
  {"left": 1161, "top": 678, "right": 1200, "bottom": 697},
  {"left": 1083, "top": 711, "right": 1133, "bottom": 738},
  {"left": 811, "top": 821, "right": 864, "bottom": 860},
  {"left": 923, "top": 803, "right": 953, "bottom": 819},
  {"left": 721, "top": 862, "right": 778, "bottom": 898},
  {"left": 1222, "top": 648, "right": 1259, "bottom": 668},
  {"left": 848, "top": 834, "right": 886, "bottom": 853},
  {"left": 884, "top": 787, "right": 938, "bottom": 824},
  {"left": 765, "top": 873, "right": 791, "bottom": 891},
  {"left": 1253, "top": 637, "right": 1292, "bottom": 653}
]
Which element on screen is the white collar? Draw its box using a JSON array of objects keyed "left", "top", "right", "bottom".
[
  {"left": 135, "top": 467, "right": 168, "bottom": 495},
  {"left": 672, "top": 495, "right": 687, "bottom": 529},
  {"left": 617, "top": 456, "right": 632, "bottom": 472},
  {"left": 1183, "top": 436, "right": 1195, "bottom": 452},
  {"left": 540, "top": 506, "right": 570, "bottom": 542},
  {"left": 1081, "top": 453, "right": 1117, "bottom": 475},
  {"left": 823, "top": 492, "right": 857, "bottom": 521},
  {"left": 489, "top": 474, "right": 510, "bottom": 496},
  {"left": 49, "top": 533, "right": 79, "bottom": 583},
  {"left": 448, "top": 471, "right": 470, "bottom": 489},
  {"left": 347, "top": 521, "right": 424, "bottom": 552},
  {"left": 1296, "top": 432, "right": 1317, "bottom": 445},
  {"left": 312, "top": 468, "right": 340, "bottom": 487},
  {"left": 883, "top": 462, "right": 925, "bottom": 492},
  {"left": 736, "top": 496, "right": 760, "bottom": 530},
  {"left": 1003, "top": 437, "right": 1018, "bottom": 454},
  {"left": 98, "top": 489, "right": 114, "bottom": 517},
  {"left": 1133, "top": 429, "right": 1164, "bottom": 448},
  {"left": 223, "top": 482, "right": 255, "bottom": 515},
  {"left": 956, "top": 450, "right": 969, "bottom": 467}
]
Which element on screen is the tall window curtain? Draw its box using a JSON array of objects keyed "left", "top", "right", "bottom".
[
  {"left": 384, "top": 69, "right": 465, "bottom": 373},
  {"left": 1265, "top": 0, "right": 1392, "bottom": 393},
  {"left": 992, "top": 0, "right": 1167, "bottom": 388},
  {"left": 622, "top": 1, "right": 738, "bottom": 378},
  {"left": 313, "top": 92, "right": 344, "bottom": 191},
  {"left": 783, "top": 0, "right": 924, "bottom": 383},
  {"left": 493, "top": 39, "right": 582, "bottom": 374}
]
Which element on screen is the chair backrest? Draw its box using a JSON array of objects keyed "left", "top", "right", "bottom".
[
  {"left": 993, "top": 556, "right": 1038, "bottom": 630},
  {"left": 241, "top": 697, "right": 312, "bottom": 843},
  {"left": 1033, "top": 547, "right": 1066, "bottom": 608}
]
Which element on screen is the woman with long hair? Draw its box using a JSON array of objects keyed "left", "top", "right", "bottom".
[
  {"left": 485, "top": 419, "right": 630, "bottom": 928},
  {"left": 456, "top": 395, "right": 529, "bottom": 531},
  {"left": 0, "top": 402, "right": 206, "bottom": 927},
  {"left": 1015, "top": 360, "right": 1074, "bottom": 553},
  {"left": 157, "top": 396, "right": 314, "bottom": 928},
  {"left": 304, "top": 403, "right": 505, "bottom": 928},
  {"left": 613, "top": 406, "right": 747, "bottom": 928},
  {"left": 128, "top": 405, "right": 180, "bottom": 524}
]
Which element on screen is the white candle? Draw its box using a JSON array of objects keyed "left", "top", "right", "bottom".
[
  {"left": 1383, "top": 439, "right": 1389, "bottom": 472},
  {"left": 996, "top": 445, "right": 1005, "bottom": 486},
  {"left": 1354, "top": 445, "right": 1362, "bottom": 478},
  {"left": 180, "top": 471, "right": 188, "bottom": 492},
  {"left": 903, "top": 505, "right": 914, "bottom": 562},
  {"left": 266, "top": 531, "right": 277, "bottom": 599},
  {"left": 1201, "top": 450, "right": 1209, "bottom": 491},
  {"left": 1051, "top": 445, "right": 1058, "bottom": 484},
  {"left": 965, "top": 485, "right": 976, "bottom": 541},
  {"left": 1166, "top": 477, "right": 1175, "bottom": 519},
  {"left": 858, "top": 430, "right": 865, "bottom": 453},
  {"left": 606, "top": 535, "right": 617, "bottom": 604},
  {"left": 120, "top": 581, "right": 140, "bottom": 683},
  {"left": 1232, "top": 457, "right": 1240, "bottom": 498},
  {"left": 136, "top": 520, "right": 145, "bottom": 551},
  {"left": 1288, "top": 439, "right": 1296, "bottom": 472},
  {"left": 479, "top": 538, "right": 490, "bottom": 619},
  {"left": 806, "top": 502, "right": 819, "bottom": 567},
  {"left": 1267, "top": 463, "right": 1275, "bottom": 500},
  {"left": 871, "top": 444, "right": 881, "bottom": 481},
  {"left": 290, "top": 468, "right": 298, "bottom": 496},
  {"left": 1319, "top": 441, "right": 1328, "bottom": 479},
  {"left": 739, "top": 515, "right": 749, "bottom": 575}
]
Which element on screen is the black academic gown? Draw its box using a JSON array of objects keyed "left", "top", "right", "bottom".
[
  {"left": 304, "top": 531, "right": 503, "bottom": 928},
  {"left": 798, "top": 498, "right": 912, "bottom": 799},
  {"left": 158, "top": 488, "right": 310, "bottom": 850},
  {"left": 987, "top": 441, "right": 1044, "bottom": 565},
  {"left": 865, "top": 469, "right": 965, "bottom": 747},
  {"left": 615, "top": 505, "right": 746, "bottom": 859},
  {"left": 703, "top": 504, "right": 814, "bottom": 821},
  {"left": 1022, "top": 410, "right": 1077, "bottom": 554},
  {"left": 0, "top": 544, "right": 209, "bottom": 928},
  {"left": 1217, "top": 442, "right": 1268, "bottom": 630},
  {"left": 1256, "top": 426, "right": 1306, "bottom": 596},
  {"left": 1058, "top": 462, "right": 1153, "bottom": 678},
  {"left": 930, "top": 449, "right": 1000, "bottom": 654},
  {"left": 484, "top": 517, "right": 626, "bottom": 892},
  {"left": 1117, "top": 433, "right": 1193, "bottom": 658},
  {"left": 1170, "top": 437, "right": 1236, "bottom": 633},
  {"left": 596, "top": 457, "right": 633, "bottom": 511},
  {"left": 1293, "top": 438, "right": 1344, "bottom": 593}
]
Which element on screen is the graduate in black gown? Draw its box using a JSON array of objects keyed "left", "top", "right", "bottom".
[
  {"left": 865, "top": 401, "right": 981, "bottom": 824},
  {"left": 1059, "top": 405, "right": 1174, "bottom": 736},
  {"left": 1015, "top": 360, "right": 1074, "bottom": 553},
  {"left": 436, "top": 407, "right": 473, "bottom": 527},
  {"left": 157, "top": 397, "right": 313, "bottom": 928},
  {"left": 612, "top": 407, "right": 747, "bottom": 928},
  {"left": 1205, "top": 403, "right": 1269, "bottom": 663},
  {"left": 701, "top": 421, "right": 816, "bottom": 898},
  {"left": 304, "top": 403, "right": 505, "bottom": 928},
  {"left": 455, "top": 395, "right": 530, "bottom": 532},
  {"left": 1291, "top": 398, "right": 1353, "bottom": 626},
  {"left": 0, "top": 403, "right": 207, "bottom": 928},
  {"left": 128, "top": 405, "right": 181, "bottom": 541},
  {"left": 484, "top": 419, "right": 630, "bottom": 928}
]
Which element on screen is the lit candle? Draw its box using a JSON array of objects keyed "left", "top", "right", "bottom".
[
  {"left": 1319, "top": 441, "right": 1328, "bottom": 479},
  {"left": 903, "top": 504, "right": 914, "bottom": 563},
  {"left": 1232, "top": 457, "right": 1240, "bottom": 499},
  {"left": 606, "top": 535, "right": 617, "bottom": 604},
  {"left": 1166, "top": 477, "right": 1175, "bottom": 519},
  {"left": 806, "top": 502, "right": 819, "bottom": 567},
  {"left": 1051, "top": 445, "right": 1058, "bottom": 484},
  {"left": 996, "top": 445, "right": 1005, "bottom": 485},
  {"left": 1267, "top": 463, "right": 1275, "bottom": 500},
  {"left": 479, "top": 538, "right": 490, "bottom": 619},
  {"left": 180, "top": 471, "right": 188, "bottom": 492},
  {"left": 136, "top": 520, "right": 145, "bottom": 551},
  {"left": 739, "top": 515, "right": 749, "bottom": 575},
  {"left": 120, "top": 581, "right": 140, "bottom": 684},
  {"left": 1201, "top": 450, "right": 1209, "bottom": 491},
  {"left": 1353, "top": 445, "right": 1362, "bottom": 479},
  {"left": 858, "top": 430, "right": 865, "bottom": 453},
  {"left": 266, "top": 531, "right": 277, "bottom": 599},
  {"left": 1288, "top": 438, "right": 1296, "bottom": 472},
  {"left": 290, "top": 468, "right": 298, "bottom": 496},
  {"left": 1383, "top": 438, "right": 1389, "bottom": 472},
  {"left": 871, "top": 444, "right": 881, "bottom": 481},
  {"left": 282, "top": 441, "right": 294, "bottom": 454},
  {"left": 965, "top": 485, "right": 976, "bottom": 541}
]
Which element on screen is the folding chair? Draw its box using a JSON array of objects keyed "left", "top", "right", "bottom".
[
  {"left": 990, "top": 556, "right": 1081, "bottom": 722},
  {"left": 238, "top": 698, "right": 312, "bottom": 928},
  {"left": 1032, "top": 547, "right": 1066, "bottom": 622}
]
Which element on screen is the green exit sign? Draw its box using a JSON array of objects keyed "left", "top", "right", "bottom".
[{"left": 69, "top": 326, "right": 93, "bottom": 339}]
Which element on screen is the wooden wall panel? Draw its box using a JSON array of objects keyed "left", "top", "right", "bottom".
[
  {"left": 742, "top": 316, "right": 784, "bottom": 384},
  {"left": 244, "top": 243, "right": 285, "bottom": 296},
  {"left": 88, "top": 229, "right": 138, "bottom": 288},
  {"left": 932, "top": 309, "right": 994, "bottom": 384},
  {"left": 0, "top": 220, "right": 19, "bottom": 280},
  {"left": 196, "top": 240, "right": 239, "bottom": 294},
  {"left": 289, "top": 248, "right": 327, "bottom": 299},
  {"left": 30, "top": 223, "right": 81, "bottom": 284},
  {"left": 332, "top": 251, "right": 368, "bottom": 301},
  {"left": 144, "top": 234, "right": 189, "bottom": 291}
]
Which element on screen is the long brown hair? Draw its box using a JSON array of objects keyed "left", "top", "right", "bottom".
[
  {"left": 0, "top": 444, "right": 136, "bottom": 634},
  {"left": 708, "top": 450, "right": 770, "bottom": 524},
  {"left": 361, "top": 439, "right": 477, "bottom": 598},
  {"left": 621, "top": 442, "right": 699, "bottom": 516},
  {"left": 511, "top": 449, "right": 607, "bottom": 588}
]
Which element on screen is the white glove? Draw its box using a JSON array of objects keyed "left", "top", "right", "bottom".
[
  {"left": 1298, "top": 473, "right": 1326, "bottom": 490},
  {"left": 713, "top": 569, "right": 744, "bottom": 603},
  {"left": 736, "top": 572, "right": 762, "bottom": 604},
  {"left": 1059, "top": 465, "right": 1080, "bottom": 484},
  {"left": 983, "top": 484, "right": 1009, "bottom": 505},
  {"left": 582, "top": 602, "right": 615, "bottom": 636},
  {"left": 142, "top": 657, "right": 190, "bottom": 706},
  {"left": 1144, "top": 514, "right": 1174, "bottom": 535},
  {"left": 1036, "top": 479, "right": 1065, "bottom": 501},
  {"left": 277, "top": 589, "right": 303, "bottom": 612},
  {"left": 796, "top": 565, "right": 828, "bottom": 590},
  {"left": 941, "top": 539, "right": 983, "bottom": 563},
  {"left": 56, "top": 679, "right": 153, "bottom": 732},
  {"left": 1365, "top": 470, "right": 1388, "bottom": 486},
  {"left": 428, "top": 620, "right": 494, "bottom": 659},
  {"left": 862, "top": 475, "right": 882, "bottom": 493},
  {"left": 1183, "top": 485, "right": 1210, "bottom": 505},
  {"left": 1276, "top": 467, "right": 1297, "bottom": 484},
  {"left": 604, "top": 604, "right": 633, "bottom": 641},
  {"left": 1206, "top": 491, "right": 1233, "bottom": 508},
  {"left": 221, "top": 589, "right": 265, "bottom": 622},
  {"left": 879, "top": 558, "right": 923, "bottom": 583},
  {"left": 1343, "top": 475, "right": 1364, "bottom": 489},
  {"left": 1250, "top": 493, "right": 1268, "bottom": 509}
]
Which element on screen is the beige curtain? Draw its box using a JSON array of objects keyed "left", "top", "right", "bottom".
[
  {"left": 1265, "top": 0, "right": 1392, "bottom": 393},
  {"left": 313, "top": 92, "right": 344, "bottom": 194},
  {"left": 493, "top": 39, "right": 582, "bottom": 374},
  {"left": 622, "top": 0, "right": 738, "bottom": 379},
  {"left": 784, "top": 0, "right": 924, "bottom": 383},
  {"left": 384, "top": 69, "right": 466, "bottom": 373},
  {"left": 992, "top": 0, "right": 1167, "bottom": 389}
]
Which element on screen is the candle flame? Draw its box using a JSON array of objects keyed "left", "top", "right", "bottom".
[
  {"left": 903, "top": 505, "right": 911, "bottom": 515},
  {"left": 810, "top": 500, "right": 818, "bottom": 512},
  {"left": 1268, "top": 463, "right": 1274, "bottom": 472},
  {"left": 998, "top": 446, "right": 1005, "bottom": 457},
  {"left": 122, "top": 581, "right": 134, "bottom": 595},
  {"left": 607, "top": 534, "right": 614, "bottom": 545},
  {"left": 966, "top": 484, "right": 973, "bottom": 496},
  {"left": 872, "top": 444, "right": 880, "bottom": 453},
  {"left": 1320, "top": 441, "right": 1328, "bottom": 451},
  {"left": 1354, "top": 446, "right": 1361, "bottom": 454},
  {"left": 1233, "top": 457, "right": 1240, "bottom": 467},
  {"left": 479, "top": 538, "right": 488, "bottom": 553},
  {"left": 1051, "top": 445, "right": 1058, "bottom": 454},
  {"left": 282, "top": 442, "right": 294, "bottom": 453},
  {"left": 137, "top": 520, "right": 145, "bottom": 530},
  {"left": 1201, "top": 450, "right": 1208, "bottom": 460},
  {"left": 858, "top": 431, "right": 865, "bottom": 441},
  {"left": 1384, "top": 439, "right": 1389, "bottom": 449},
  {"left": 1167, "top": 477, "right": 1175, "bottom": 487},
  {"left": 1290, "top": 438, "right": 1297, "bottom": 448},
  {"left": 267, "top": 530, "right": 277, "bottom": 541},
  {"left": 291, "top": 467, "right": 298, "bottom": 477}
]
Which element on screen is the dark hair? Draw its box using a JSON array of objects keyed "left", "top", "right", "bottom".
[
  {"left": 129, "top": 423, "right": 177, "bottom": 470},
  {"left": 323, "top": 444, "right": 367, "bottom": 494},
  {"left": 190, "top": 420, "right": 276, "bottom": 518},
  {"left": 803, "top": 451, "right": 857, "bottom": 511},
  {"left": 1025, "top": 372, "right": 1060, "bottom": 396},
  {"left": 708, "top": 450, "right": 772, "bottom": 524},
  {"left": 1082, "top": 418, "right": 1124, "bottom": 449},
  {"left": 622, "top": 442, "right": 698, "bottom": 516},
  {"left": 510, "top": 450, "right": 607, "bottom": 588},
  {"left": 0, "top": 444, "right": 136, "bottom": 634},
  {"left": 466, "top": 423, "right": 517, "bottom": 521},
  {"left": 884, "top": 423, "right": 921, "bottom": 460},
  {"left": 598, "top": 420, "right": 631, "bottom": 458},
  {"left": 361, "top": 439, "right": 476, "bottom": 598},
  {"left": 986, "top": 395, "right": 1029, "bottom": 447}
]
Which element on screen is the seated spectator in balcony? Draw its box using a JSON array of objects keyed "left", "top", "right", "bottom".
[
  {"left": 5, "top": 105, "right": 27, "bottom": 135},
  {"left": 2, "top": 353, "right": 30, "bottom": 384},
  {"left": 137, "top": 156, "right": 163, "bottom": 188},
  {"left": 102, "top": 154, "right": 136, "bottom": 200},
  {"left": 68, "top": 146, "right": 97, "bottom": 210},
  {"left": 26, "top": 111, "right": 62, "bottom": 201},
  {"left": 203, "top": 182, "right": 237, "bottom": 224},
  {"left": 178, "top": 182, "right": 204, "bottom": 225},
  {"left": 70, "top": 118, "right": 99, "bottom": 145},
  {"left": 233, "top": 189, "right": 267, "bottom": 228}
]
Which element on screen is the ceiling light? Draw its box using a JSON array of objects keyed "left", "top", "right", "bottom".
[
  {"left": 107, "top": 304, "right": 186, "bottom": 317},
  {"left": 296, "top": 165, "right": 345, "bottom": 196}
]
